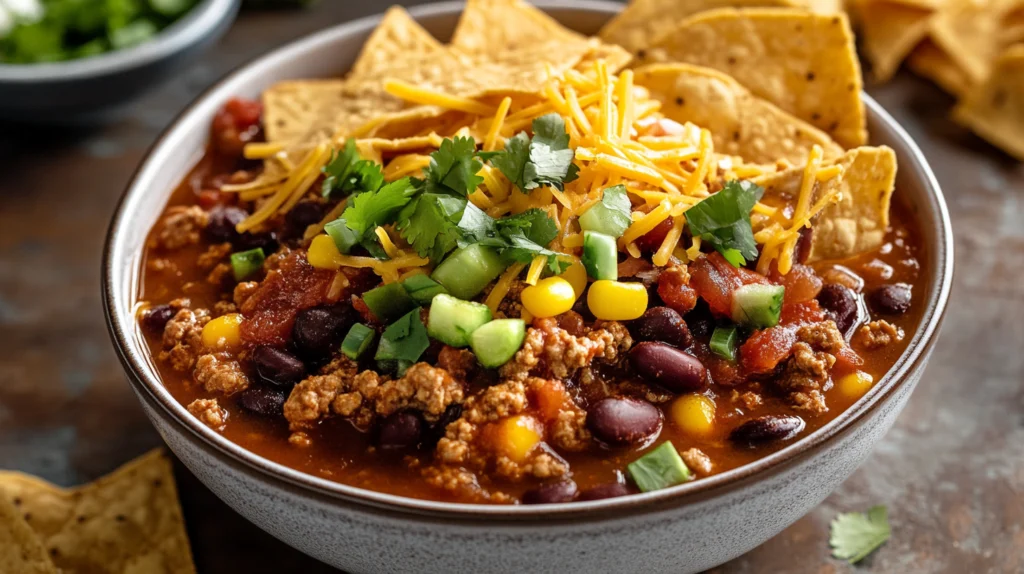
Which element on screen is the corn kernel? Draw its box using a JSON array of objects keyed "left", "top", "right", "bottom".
[
  {"left": 559, "top": 257, "right": 588, "bottom": 299},
  {"left": 670, "top": 394, "right": 716, "bottom": 437},
  {"left": 521, "top": 277, "right": 576, "bottom": 318},
  {"left": 587, "top": 280, "right": 648, "bottom": 320},
  {"left": 495, "top": 415, "right": 543, "bottom": 462},
  {"left": 837, "top": 371, "right": 874, "bottom": 400},
  {"left": 307, "top": 234, "right": 342, "bottom": 270},
  {"left": 202, "top": 313, "right": 243, "bottom": 350}
]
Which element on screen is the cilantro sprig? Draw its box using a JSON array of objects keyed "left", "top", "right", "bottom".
[
  {"left": 491, "top": 113, "right": 579, "bottom": 193},
  {"left": 685, "top": 180, "right": 764, "bottom": 267},
  {"left": 457, "top": 205, "right": 569, "bottom": 274},
  {"left": 829, "top": 505, "right": 891, "bottom": 564},
  {"left": 321, "top": 138, "right": 385, "bottom": 198}
]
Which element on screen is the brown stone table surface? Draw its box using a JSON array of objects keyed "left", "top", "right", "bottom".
[{"left": 1, "top": 2, "right": 1022, "bottom": 572}]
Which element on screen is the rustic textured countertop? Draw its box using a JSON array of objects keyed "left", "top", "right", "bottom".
[{"left": 1, "top": 2, "right": 1021, "bottom": 572}]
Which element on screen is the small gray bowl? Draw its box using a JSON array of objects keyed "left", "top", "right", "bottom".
[
  {"left": 103, "top": 2, "right": 954, "bottom": 572},
  {"left": 0, "top": 0, "right": 240, "bottom": 122}
]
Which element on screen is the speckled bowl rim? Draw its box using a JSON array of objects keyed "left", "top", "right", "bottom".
[
  {"left": 103, "top": 0, "right": 954, "bottom": 520},
  {"left": 0, "top": 0, "right": 239, "bottom": 82}
]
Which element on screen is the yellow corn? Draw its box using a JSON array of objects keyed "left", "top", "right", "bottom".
[
  {"left": 837, "top": 371, "right": 874, "bottom": 400},
  {"left": 559, "top": 258, "right": 588, "bottom": 299},
  {"left": 201, "top": 313, "right": 243, "bottom": 351},
  {"left": 521, "top": 277, "right": 576, "bottom": 318},
  {"left": 307, "top": 234, "right": 343, "bottom": 270},
  {"left": 587, "top": 280, "right": 648, "bottom": 320},
  {"left": 670, "top": 394, "right": 716, "bottom": 437},
  {"left": 495, "top": 415, "right": 543, "bottom": 463}
]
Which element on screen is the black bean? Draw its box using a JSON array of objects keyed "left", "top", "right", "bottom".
[
  {"left": 522, "top": 480, "right": 578, "bottom": 504},
  {"left": 795, "top": 226, "right": 814, "bottom": 264},
  {"left": 234, "top": 230, "right": 279, "bottom": 254},
  {"left": 630, "top": 307, "right": 693, "bottom": 349},
  {"left": 141, "top": 304, "right": 175, "bottom": 333},
  {"left": 684, "top": 299, "right": 715, "bottom": 339},
  {"left": 238, "top": 385, "right": 288, "bottom": 417},
  {"left": 577, "top": 482, "right": 633, "bottom": 501},
  {"left": 870, "top": 283, "right": 912, "bottom": 315},
  {"left": 729, "top": 415, "right": 805, "bottom": 446},
  {"left": 629, "top": 342, "right": 708, "bottom": 393},
  {"left": 291, "top": 305, "right": 356, "bottom": 362},
  {"left": 422, "top": 403, "right": 462, "bottom": 449},
  {"left": 284, "top": 201, "right": 326, "bottom": 239},
  {"left": 817, "top": 283, "right": 858, "bottom": 333},
  {"left": 252, "top": 346, "right": 306, "bottom": 387},
  {"left": 587, "top": 397, "right": 662, "bottom": 446},
  {"left": 204, "top": 205, "right": 248, "bottom": 243},
  {"left": 377, "top": 411, "right": 424, "bottom": 450}
]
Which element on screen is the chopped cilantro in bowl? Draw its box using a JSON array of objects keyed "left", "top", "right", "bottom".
[{"left": 0, "top": 0, "right": 200, "bottom": 64}]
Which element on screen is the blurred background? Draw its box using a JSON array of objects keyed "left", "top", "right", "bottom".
[{"left": 1, "top": 1, "right": 1021, "bottom": 572}]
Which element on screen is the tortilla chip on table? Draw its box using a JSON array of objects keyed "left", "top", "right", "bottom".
[
  {"left": 638, "top": 8, "right": 867, "bottom": 149},
  {"left": 953, "top": 44, "right": 1024, "bottom": 161},
  {"left": 634, "top": 62, "right": 843, "bottom": 165},
  {"left": 906, "top": 40, "right": 974, "bottom": 98},
  {"left": 851, "top": 0, "right": 937, "bottom": 82},
  {"left": 0, "top": 449, "right": 196, "bottom": 574},
  {"left": 0, "top": 495, "right": 57, "bottom": 574}
]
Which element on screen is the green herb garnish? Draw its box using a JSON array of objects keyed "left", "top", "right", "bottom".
[
  {"left": 321, "top": 139, "right": 385, "bottom": 198},
  {"left": 341, "top": 178, "right": 418, "bottom": 236},
  {"left": 830, "top": 506, "right": 891, "bottom": 564},
  {"left": 374, "top": 308, "right": 430, "bottom": 364},
  {"left": 491, "top": 113, "right": 579, "bottom": 193},
  {"left": 578, "top": 184, "right": 632, "bottom": 238},
  {"left": 685, "top": 180, "right": 764, "bottom": 267}
]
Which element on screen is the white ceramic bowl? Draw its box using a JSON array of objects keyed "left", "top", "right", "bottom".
[
  {"left": 103, "top": 2, "right": 954, "bottom": 572},
  {"left": 0, "top": 0, "right": 239, "bottom": 122}
]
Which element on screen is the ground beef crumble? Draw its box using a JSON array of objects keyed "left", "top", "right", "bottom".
[
  {"left": 187, "top": 398, "right": 228, "bottom": 431},
  {"left": 855, "top": 320, "right": 904, "bottom": 350},
  {"left": 194, "top": 353, "right": 250, "bottom": 395},
  {"left": 154, "top": 205, "right": 208, "bottom": 250},
  {"left": 500, "top": 317, "right": 629, "bottom": 382},
  {"left": 681, "top": 447, "right": 712, "bottom": 476},
  {"left": 197, "top": 242, "right": 232, "bottom": 270},
  {"left": 159, "top": 302, "right": 210, "bottom": 372},
  {"left": 774, "top": 321, "right": 846, "bottom": 415}
]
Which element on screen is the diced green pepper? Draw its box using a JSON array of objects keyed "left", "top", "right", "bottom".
[
  {"left": 627, "top": 441, "right": 692, "bottom": 493},
  {"left": 362, "top": 283, "right": 416, "bottom": 322},
  {"left": 230, "top": 248, "right": 265, "bottom": 281},
  {"left": 340, "top": 323, "right": 376, "bottom": 359},
  {"left": 710, "top": 326, "right": 738, "bottom": 361}
]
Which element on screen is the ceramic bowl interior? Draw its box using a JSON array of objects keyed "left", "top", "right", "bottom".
[{"left": 104, "top": 0, "right": 954, "bottom": 517}]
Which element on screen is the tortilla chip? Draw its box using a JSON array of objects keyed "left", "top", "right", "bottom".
[
  {"left": 450, "top": 0, "right": 585, "bottom": 54},
  {"left": 0, "top": 496, "right": 56, "bottom": 574},
  {"left": 929, "top": 0, "right": 1018, "bottom": 85},
  {"left": 634, "top": 63, "right": 843, "bottom": 165},
  {"left": 757, "top": 146, "right": 897, "bottom": 261},
  {"left": 349, "top": 7, "right": 446, "bottom": 80},
  {"left": 263, "top": 80, "right": 352, "bottom": 145},
  {"left": 641, "top": 8, "right": 867, "bottom": 149},
  {"left": 852, "top": 0, "right": 936, "bottom": 82},
  {"left": 953, "top": 44, "right": 1024, "bottom": 160},
  {"left": 0, "top": 450, "right": 196, "bottom": 574},
  {"left": 907, "top": 40, "right": 973, "bottom": 97},
  {"left": 0, "top": 474, "right": 76, "bottom": 540},
  {"left": 599, "top": 0, "right": 825, "bottom": 55}
]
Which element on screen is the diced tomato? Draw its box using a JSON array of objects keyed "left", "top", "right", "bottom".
[
  {"left": 771, "top": 264, "right": 823, "bottom": 305},
  {"left": 530, "top": 379, "right": 569, "bottom": 423},
  {"left": 739, "top": 326, "right": 797, "bottom": 374},
  {"left": 211, "top": 97, "right": 263, "bottom": 158},
  {"left": 240, "top": 251, "right": 334, "bottom": 346},
  {"left": 635, "top": 217, "right": 674, "bottom": 253},
  {"left": 833, "top": 346, "right": 865, "bottom": 374},
  {"left": 781, "top": 300, "right": 826, "bottom": 324},
  {"left": 689, "top": 252, "right": 770, "bottom": 317},
  {"left": 197, "top": 189, "right": 230, "bottom": 209},
  {"left": 657, "top": 265, "right": 698, "bottom": 314},
  {"left": 225, "top": 98, "right": 262, "bottom": 131}
]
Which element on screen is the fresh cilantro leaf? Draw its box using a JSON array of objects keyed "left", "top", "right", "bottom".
[
  {"left": 397, "top": 193, "right": 467, "bottom": 262},
  {"left": 456, "top": 202, "right": 499, "bottom": 246},
  {"left": 830, "top": 506, "right": 891, "bottom": 564},
  {"left": 685, "top": 180, "right": 764, "bottom": 267},
  {"left": 342, "top": 177, "right": 418, "bottom": 236},
  {"left": 490, "top": 113, "right": 578, "bottom": 193},
  {"left": 424, "top": 136, "right": 484, "bottom": 197},
  {"left": 502, "top": 233, "right": 571, "bottom": 274},
  {"left": 322, "top": 139, "right": 385, "bottom": 198},
  {"left": 495, "top": 208, "right": 559, "bottom": 246},
  {"left": 374, "top": 308, "right": 430, "bottom": 363}
]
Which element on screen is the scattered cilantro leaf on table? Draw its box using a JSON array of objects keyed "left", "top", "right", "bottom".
[
  {"left": 830, "top": 505, "right": 891, "bottom": 564},
  {"left": 685, "top": 180, "right": 764, "bottom": 267},
  {"left": 322, "top": 139, "right": 385, "bottom": 198},
  {"left": 491, "top": 113, "right": 579, "bottom": 193}
]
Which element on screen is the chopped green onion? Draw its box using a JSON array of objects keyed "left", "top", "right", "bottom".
[
  {"left": 324, "top": 218, "right": 360, "bottom": 254},
  {"left": 230, "top": 248, "right": 265, "bottom": 281},
  {"left": 710, "top": 326, "right": 738, "bottom": 361},
  {"left": 340, "top": 323, "right": 376, "bottom": 360},
  {"left": 401, "top": 274, "right": 449, "bottom": 305},
  {"left": 362, "top": 283, "right": 416, "bottom": 322},
  {"left": 627, "top": 441, "right": 692, "bottom": 493}
]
